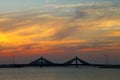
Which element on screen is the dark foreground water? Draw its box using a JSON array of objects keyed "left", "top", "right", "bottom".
[{"left": 0, "top": 67, "right": 120, "bottom": 80}]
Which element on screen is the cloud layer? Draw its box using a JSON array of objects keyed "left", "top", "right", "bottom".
[{"left": 0, "top": 2, "right": 120, "bottom": 64}]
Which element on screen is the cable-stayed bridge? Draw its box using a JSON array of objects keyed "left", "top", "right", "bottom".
[{"left": 0, "top": 56, "right": 120, "bottom": 68}]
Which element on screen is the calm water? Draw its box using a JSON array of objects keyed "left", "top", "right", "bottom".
[{"left": 0, "top": 67, "right": 120, "bottom": 80}]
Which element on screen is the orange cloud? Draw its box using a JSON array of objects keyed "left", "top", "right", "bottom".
[
  {"left": 0, "top": 18, "right": 10, "bottom": 22},
  {"left": 105, "top": 31, "right": 120, "bottom": 37},
  {"left": 78, "top": 47, "right": 103, "bottom": 52}
]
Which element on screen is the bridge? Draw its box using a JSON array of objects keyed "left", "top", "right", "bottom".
[
  {"left": 28, "top": 56, "right": 91, "bottom": 67},
  {"left": 0, "top": 56, "right": 120, "bottom": 68}
]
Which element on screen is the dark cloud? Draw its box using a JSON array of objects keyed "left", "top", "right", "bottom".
[
  {"left": 51, "top": 26, "right": 80, "bottom": 40},
  {"left": 74, "top": 9, "right": 88, "bottom": 19}
]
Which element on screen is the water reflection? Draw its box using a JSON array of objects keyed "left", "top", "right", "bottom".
[{"left": 0, "top": 67, "right": 120, "bottom": 80}]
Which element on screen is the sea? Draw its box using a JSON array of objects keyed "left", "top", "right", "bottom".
[{"left": 0, "top": 67, "right": 120, "bottom": 80}]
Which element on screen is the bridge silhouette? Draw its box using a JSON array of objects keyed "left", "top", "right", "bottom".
[
  {"left": 29, "top": 57, "right": 55, "bottom": 67},
  {"left": 0, "top": 56, "right": 120, "bottom": 68},
  {"left": 28, "top": 56, "right": 91, "bottom": 67}
]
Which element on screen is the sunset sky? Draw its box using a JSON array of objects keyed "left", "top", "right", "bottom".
[{"left": 0, "top": 0, "right": 120, "bottom": 64}]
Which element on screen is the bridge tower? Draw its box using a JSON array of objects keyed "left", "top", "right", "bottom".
[
  {"left": 64, "top": 56, "right": 90, "bottom": 67},
  {"left": 29, "top": 56, "right": 55, "bottom": 67}
]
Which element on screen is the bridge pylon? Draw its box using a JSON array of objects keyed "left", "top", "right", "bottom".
[
  {"left": 64, "top": 56, "right": 90, "bottom": 67},
  {"left": 29, "top": 56, "right": 55, "bottom": 67}
]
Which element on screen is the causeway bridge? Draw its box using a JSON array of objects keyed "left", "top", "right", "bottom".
[
  {"left": 28, "top": 56, "right": 91, "bottom": 67},
  {"left": 0, "top": 56, "right": 120, "bottom": 68}
]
